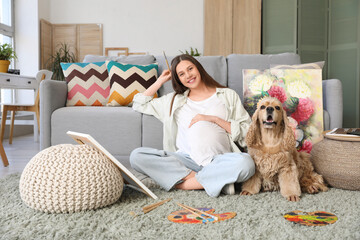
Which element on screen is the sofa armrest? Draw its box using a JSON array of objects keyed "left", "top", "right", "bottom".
[
  {"left": 40, "top": 80, "right": 67, "bottom": 150},
  {"left": 323, "top": 79, "right": 343, "bottom": 130}
]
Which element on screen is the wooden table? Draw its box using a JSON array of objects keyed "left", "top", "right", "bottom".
[{"left": 0, "top": 72, "right": 37, "bottom": 167}]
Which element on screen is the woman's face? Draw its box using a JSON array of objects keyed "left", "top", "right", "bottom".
[{"left": 176, "top": 60, "right": 202, "bottom": 89}]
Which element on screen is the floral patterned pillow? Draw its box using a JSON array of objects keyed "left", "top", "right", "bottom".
[{"left": 242, "top": 69, "right": 323, "bottom": 153}]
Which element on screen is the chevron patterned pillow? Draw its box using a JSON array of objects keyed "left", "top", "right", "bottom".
[
  {"left": 106, "top": 61, "right": 158, "bottom": 106},
  {"left": 61, "top": 62, "right": 110, "bottom": 106}
]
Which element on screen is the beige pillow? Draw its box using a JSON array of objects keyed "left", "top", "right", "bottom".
[{"left": 270, "top": 61, "right": 325, "bottom": 69}]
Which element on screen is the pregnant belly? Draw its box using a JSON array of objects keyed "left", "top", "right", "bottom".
[{"left": 188, "top": 122, "right": 231, "bottom": 165}]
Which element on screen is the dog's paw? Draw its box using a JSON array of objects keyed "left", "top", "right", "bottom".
[
  {"left": 304, "top": 183, "right": 328, "bottom": 194},
  {"left": 287, "top": 195, "right": 300, "bottom": 202},
  {"left": 240, "top": 190, "right": 253, "bottom": 196},
  {"left": 307, "top": 185, "right": 320, "bottom": 194}
]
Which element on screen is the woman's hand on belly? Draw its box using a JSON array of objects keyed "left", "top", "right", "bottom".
[
  {"left": 188, "top": 114, "right": 214, "bottom": 128},
  {"left": 189, "top": 114, "right": 231, "bottom": 134}
]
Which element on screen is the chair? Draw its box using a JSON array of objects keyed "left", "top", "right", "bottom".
[{"left": 0, "top": 70, "right": 53, "bottom": 144}]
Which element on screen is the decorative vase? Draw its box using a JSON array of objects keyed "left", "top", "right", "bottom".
[{"left": 0, "top": 60, "right": 10, "bottom": 73}]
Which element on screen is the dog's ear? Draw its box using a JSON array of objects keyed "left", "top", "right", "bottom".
[
  {"left": 246, "top": 108, "right": 262, "bottom": 148},
  {"left": 281, "top": 108, "right": 296, "bottom": 151}
]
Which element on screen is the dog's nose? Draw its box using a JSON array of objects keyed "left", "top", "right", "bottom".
[{"left": 266, "top": 107, "right": 274, "bottom": 113}]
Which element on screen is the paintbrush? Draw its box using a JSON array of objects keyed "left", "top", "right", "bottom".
[
  {"left": 163, "top": 51, "right": 171, "bottom": 71},
  {"left": 130, "top": 198, "right": 172, "bottom": 217},
  {"left": 178, "top": 203, "right": 218, "bottom": 221},
  {"left": 176, "top": 203, "right": 209, "bottom": 223}
]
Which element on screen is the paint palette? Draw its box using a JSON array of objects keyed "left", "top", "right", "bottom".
[
  {"left": 284, "top": 210, "right": 338, "bottom": 226},
  {"left": 168, "top": 208, "right": 236, "bottom": 224}
]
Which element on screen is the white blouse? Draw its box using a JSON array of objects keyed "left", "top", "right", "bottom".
[
  {"left": 132, "top": 88, "right": 251, "bottom": 153},
  {"left": 175, "top": 93, "right": 231, "bottom": 166}
]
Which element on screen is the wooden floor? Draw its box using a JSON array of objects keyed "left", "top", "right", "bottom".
[{"left": 0, "top": 134, "right": 40, "bottom": 178}]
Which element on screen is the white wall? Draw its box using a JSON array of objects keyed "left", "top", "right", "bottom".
[
  {"left": 11, "top": 0, "right": 204, "bottom": 104},
  {"left": 14, "top": 0, "right": 204, "bottom": 75},
  {"left": 14, "top": 0, "right": 39, "bottom": 76},
  {"left": 47, "top": 0, "right": 204, "bottom": 56},
  {"left": 38, "top": 0, "right": 50, "bottom": 21}
]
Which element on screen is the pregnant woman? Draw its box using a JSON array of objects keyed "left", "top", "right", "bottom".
[{"left": 130, "top": 54, "right": 255, "bottom": 197}]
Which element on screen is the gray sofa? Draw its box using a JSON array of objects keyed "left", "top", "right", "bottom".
[{"left": 40, "top": 53, "right": 343, "bottom": 169}]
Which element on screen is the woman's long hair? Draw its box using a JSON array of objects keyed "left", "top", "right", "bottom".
[
  {"left": 170, "top": 54, "right": 226, "bottom": 94},
  {"left": 168, "top": 54, "right": 226, "bottom": 115}
]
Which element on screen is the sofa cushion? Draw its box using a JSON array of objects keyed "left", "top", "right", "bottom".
[
  {"left": 323, "top": 110, "right": 330, "bottom": 130},
  {"left": 51, "top": 106, "right": 142, "bottom": 156},
  {"left": 106, "top": 61, "right": 158, "bottom": 106},
  {"left": 227, "top": 53, "right": 301, "bottom": 101},
  {"left": 142, "top": 114, "right": 163, "bottom": 149},
  {"left": 270, "top": 61, "right": 325, "bottom": 69},
  {"left": 83, "top": 54, "right": 156, "bottom": 65},
  {"left": 83, "top": 55, "right": 117, "bottom": 63},
  {"left": 155, "top": 55, "right": 227, "bottom": 96},
  {"left": 61, "top": 62, "right": 110, "bottom": 106},
  {"left": 322, "top": 79, "right": 343, "bottom": 129},
  {"left": 116, "top": 55, "right": 156, "bottom": 65}
]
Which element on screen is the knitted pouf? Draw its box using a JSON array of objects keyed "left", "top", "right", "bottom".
[
  {"left": 311, "top": 138, "right": 360, "bottom": 191},
  {"left": 19, "top": 144, "right": 124, "bottom": 213}
]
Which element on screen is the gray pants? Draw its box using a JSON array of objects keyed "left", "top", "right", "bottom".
[{"left": 130, "top": 147, "right": 255, "bottom": 197}]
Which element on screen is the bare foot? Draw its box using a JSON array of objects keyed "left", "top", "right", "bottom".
[
  {"left": 183, "top": 171, "right": 196, "bottom": 181},
  {"left": 287, "top": 195, "right": 300, "bottom": 202},
  {"left": 175, "top": 177, "right": 204, "bottom": 190}
]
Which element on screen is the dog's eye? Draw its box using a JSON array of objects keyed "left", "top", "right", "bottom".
[
  {"left": 275, "top": 106, "right": 280, "bottom": 110},
  {"left": 260, "top": 105, "right": 266, "bottom": 109}
]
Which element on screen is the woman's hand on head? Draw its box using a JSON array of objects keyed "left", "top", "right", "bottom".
[
  {"left": 157, "top": 70, "right": 172, "bottom": 85},
  {"left": 142, "top": 70, "right": 171, "bottom": 96},
  {"left": 189, "top": 114, "right": 215, "bottom": 128}
]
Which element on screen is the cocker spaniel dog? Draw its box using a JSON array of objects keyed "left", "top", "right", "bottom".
[{"left": 241, "top": 97, "right": 327, "bottom": 201}]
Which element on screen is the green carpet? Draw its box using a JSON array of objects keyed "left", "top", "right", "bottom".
[{"left": 1, "top": 174, "right": 359, "bottom": 240}]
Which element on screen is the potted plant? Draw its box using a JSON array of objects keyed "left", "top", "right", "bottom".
[
  {"left": 180, "top": 47, "right": 201, "bottom": 56},
  {"left": 46, "top": 43, "right": 77, "bottom": 81},
  {"left": 0, "top": 43, "right": 17, "bottom": 73}
]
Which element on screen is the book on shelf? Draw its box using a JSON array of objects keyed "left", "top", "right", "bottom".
[{"left": 326, "top": 128, "right": 360, "bottom": 137}]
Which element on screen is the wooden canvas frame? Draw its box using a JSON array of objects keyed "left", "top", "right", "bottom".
[{"left": 67, "top": 131, "right": 158, "bottom": 199}]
